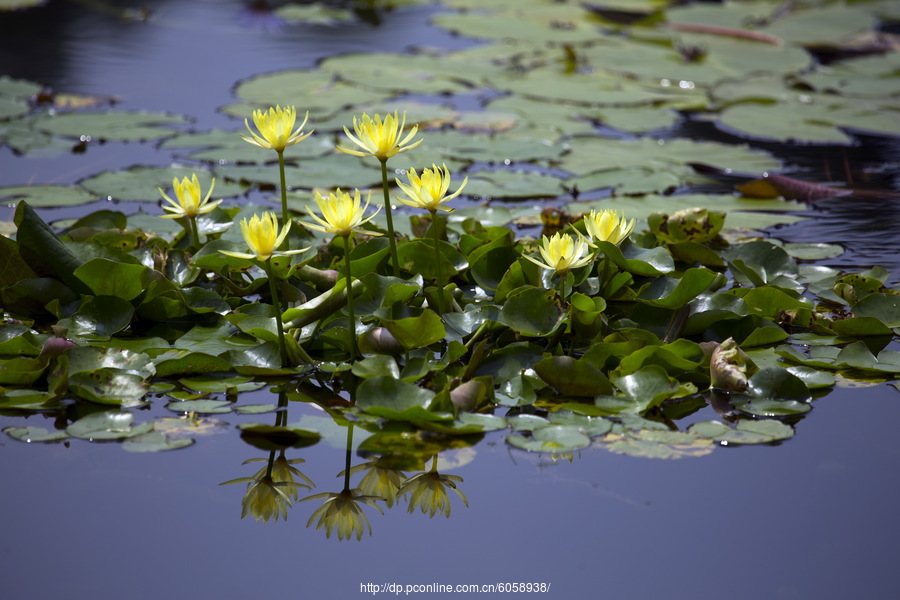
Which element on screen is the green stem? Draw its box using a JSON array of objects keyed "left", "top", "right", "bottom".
[
  {"left": 188, "top": 217, "right": 200, "bottom": 249},
  {"left": 598, "top": 254, "right": 610, "bottom": 296},
  {"left": 263, "top": 259, "right": 288, "bottom": 367},
  {"left": 465, "top": 320, "right": 490, "bottom": 351},
  {"left": 430, "top": 210, "right": 446, "bottom": 315},
  {"left": 380, "top": 159, "right": 400, "bottom": 276},
  {"left": 343, "top": 423, "right": 354, "bottom": 491},
  {"left": 344, "top": 234, "right": 358, "bottom": 361},
  {"left": 277, "top": 150, "right": 289, "bottom": 232},
  {"left": 265, "top": 449, "right": 276, "bottom": 479},
  {"left": 557, "top": 270, "right": 568, "bottom": 299}
]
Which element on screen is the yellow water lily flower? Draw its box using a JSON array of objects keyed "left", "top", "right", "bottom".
[
  {"left": 583, "top": 209, "right": 636, "bottom": 247},
  {"left": 219, "top": 211, "right": 308, "bottom": 261},
  {"left": 158, "top": 174, "right": 221, "bottom": 219},
  {"left": 395, "top": 163, "right": 468, "bottom": 213},
  {"left": 524, "top": 232, "right": 593, "bottom": 274},
  {"left": 303, "top": 489, "right": 384, "bottom": 541},
  {"left": 302, "top": 188, "right": 382, "bottom": 238},
  {"left": 337, "top": 110, "right": 423, "bottom": 162},
  {"left": 241, "top": 105, "right": 313, "bottom": 152}
]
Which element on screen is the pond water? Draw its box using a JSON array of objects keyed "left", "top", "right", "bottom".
[{"left": 2, "top": 1, "right": 899, "bottom": 599}]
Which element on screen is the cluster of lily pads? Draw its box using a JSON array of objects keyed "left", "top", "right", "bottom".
[
  {"left": 3, "top": 0, "right": 900, "bottom": 535},
  {"left": 2, "top": 94, "right": 899, "bottom": 461},
  {"left": 2, "top": 0, "right": 900, "bottom": 538}
]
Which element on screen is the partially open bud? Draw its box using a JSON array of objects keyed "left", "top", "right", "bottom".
[
  {"left": 40, "top": 331, "right": 78, "bottom": 359},
  {"left": 358, "top": 327, "right": 403, "bottom": 356},
  {"left": 709, "top": 338, "right": 756, "bottom": 392}
]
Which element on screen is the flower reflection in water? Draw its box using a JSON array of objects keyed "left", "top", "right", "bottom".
[
  {"left": 399, "top": 455, "right": 468, "bottom": 519},
  {"left": 303, "top": 488, "right": 383, "bottom": 541},
  {"left": 303, "top": 422, "right": 385, "bottom": 540},
  {"left": 221, "top": 450, "right": 314, "bottom": 523},
  {"left": 347, "top": 458, "right": 407, "bottom": 508}
]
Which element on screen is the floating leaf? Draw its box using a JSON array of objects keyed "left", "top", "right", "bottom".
[
  {"left": 689, "top": 419, "right": 795, "bottom": 445},
  {"left": 122, "top": 432, "right": 194, "bottom": 452},
  {"left": 4, "top": 426, "right": 69, "bottom": 443},
  {"left": 31, "top": 110, "right": 189, "bottom": 141},
  {"left": 67, "top": 411, "right": 154, "bottom": 440},
  {"left": 601, "top": 428, "right": 714, "bottom": 459}
]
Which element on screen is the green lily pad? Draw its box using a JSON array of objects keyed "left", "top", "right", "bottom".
[
  {"left": 601, "top": 427, "right": 714, "bottom": 459},
  {"left": 356, "top": 376, "right": 449, "bottom": 422},
  {"left": 31, "top": 110, "right": 189, "bottom": 142},
  {"left": 4, "top": 426, "right": 69, "bottom": 443},
  {"left": 0, "top": 185, "right": 97, "bottom": 208},
  {"left": 689, "top": 419, "right": 795, "bottom": 445},
  {"left": 507, "top": 424, "right": 592, "bottom": 454},
  {"left": 499, "top": 286, "right": 565, "bottom": 337},
  {"left": 122, "top": 431, "right": 194, "bottom": 452},
  {"left": 67, "top": 411, "right": 154, "bottom": 440},
  {"left": 533, "top": 355, "right": 613, "bottom": 397},
  {"left": 165, "top": 399, "right": 234, "bottom": 414}
]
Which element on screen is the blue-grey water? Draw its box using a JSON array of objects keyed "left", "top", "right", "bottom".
[{"left": 1, "top": 2, "right": 899, "bottom": 599}]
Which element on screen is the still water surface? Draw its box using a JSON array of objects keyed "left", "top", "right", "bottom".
[{"left": 1, "top": 2, "right": 899, "bottom": 598}]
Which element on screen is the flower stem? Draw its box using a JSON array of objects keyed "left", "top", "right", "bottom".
[
  {"left": 188, "top": 216, "right": 201, "bottom": 249},
  {"left": 263, "top": 259, "right": 288, "bottom": 367},
  {"left": 343, "top": 423, "right": 354, "bottom": 491},
  {"left": 265, "top": 450, "right": 277, "bottom": 479},
  {"left": 277, "top": 150, "right": 289, "bottom": 232},
  {"left": 344, "top": 234, "right": 359, "bottom": 361},
  {"left": 379, "top": 159, "right": 400, "bottom": 276},
  {"left": 430, "top": 210, "right": 446, "bottom": 315}
]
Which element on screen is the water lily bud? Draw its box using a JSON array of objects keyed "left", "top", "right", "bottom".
[
  {"left": 709, "top": 338, "right": 755, "bottom": 392},
  {"left": 40, "top": 335, "right": 78, "bottom": 359},
  {"left": 358, "top": 327, "right": 403, "bottom": 356},
  {"left": 449, "top": 380, "right": 483, "bottom": 411}
]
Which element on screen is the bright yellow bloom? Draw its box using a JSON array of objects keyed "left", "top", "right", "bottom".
[
  {"left": 158, "top": 174, "right": 221, "bottom": 219},
  {"left": 583, "top": 209, "right": 636, "bottom": 247},
  {"left": 302, "top": 188, "right": 382, "bottom": 238},
  {"left": 303, "top": 489, "right": 384, "bottom": 541},
  {"left": 395, "top": 163, "right": 468, "bottom": 213},
  {"left": 219, "top": 211, "right": 308, "bottom": 261},
  {"left": 398, "top": 470, "right": 468, "bottom": 519},
  {"left": 337, "top": 110, "right": 423, "bottom": 161},
  {"left": 524, "top": 232, "right": 593, "bottom": 274},
  {"left": 241, "top": 105, "right": 313, "bottom": 152}
]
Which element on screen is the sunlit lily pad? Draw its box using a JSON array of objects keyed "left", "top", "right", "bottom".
[
  {"left": 30, "top": 111, "right": 189, "bottom": 142},
  {"left": 601, "top": 427, "right": 714, "bottom": 459},
  {"left": 230, "top": 69, "right": 392, "bottom": 120},
  {"left": 434, "top": 2, "right": 609, "bottom": 45},
  {"left": 689, "top": 419, "right": 795, "bottom": 445},
  {"left": 122, "top": 431, "right": 194, "bottom": 452},
  {"left": 0, "top": 185, "right": 97, "bottom": 207},
  {"left": 178, "top": 374, "right": 265, "bottom": 394},
  {"left": 79, "top": 166, "right": 243, "bottom": 203},
  {"left": 274, "top": 2, "right": 354, "bottom": 25},
  {"left": 507, "top": 425, "right": 592, "bottom": 454},
  {"left": 67, "top": 410, "right": 154, "bottom": 440},
  {"left": 166, "top": 399, "right": 234, "bottom": 414}
]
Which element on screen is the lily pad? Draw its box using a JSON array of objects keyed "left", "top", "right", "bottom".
[
  {"left": 31, "top": 111, "right": 189, "bottom": 142},
  {"left": 67, "top": 410, "right": 154, "bottom": 440},
  {"left": 4, "top": 426, "right": 69, "bottom": 443}
]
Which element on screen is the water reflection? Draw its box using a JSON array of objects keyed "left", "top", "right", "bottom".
[{"left": 216, "top": 385, "right": 469, "bottom": 538}]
